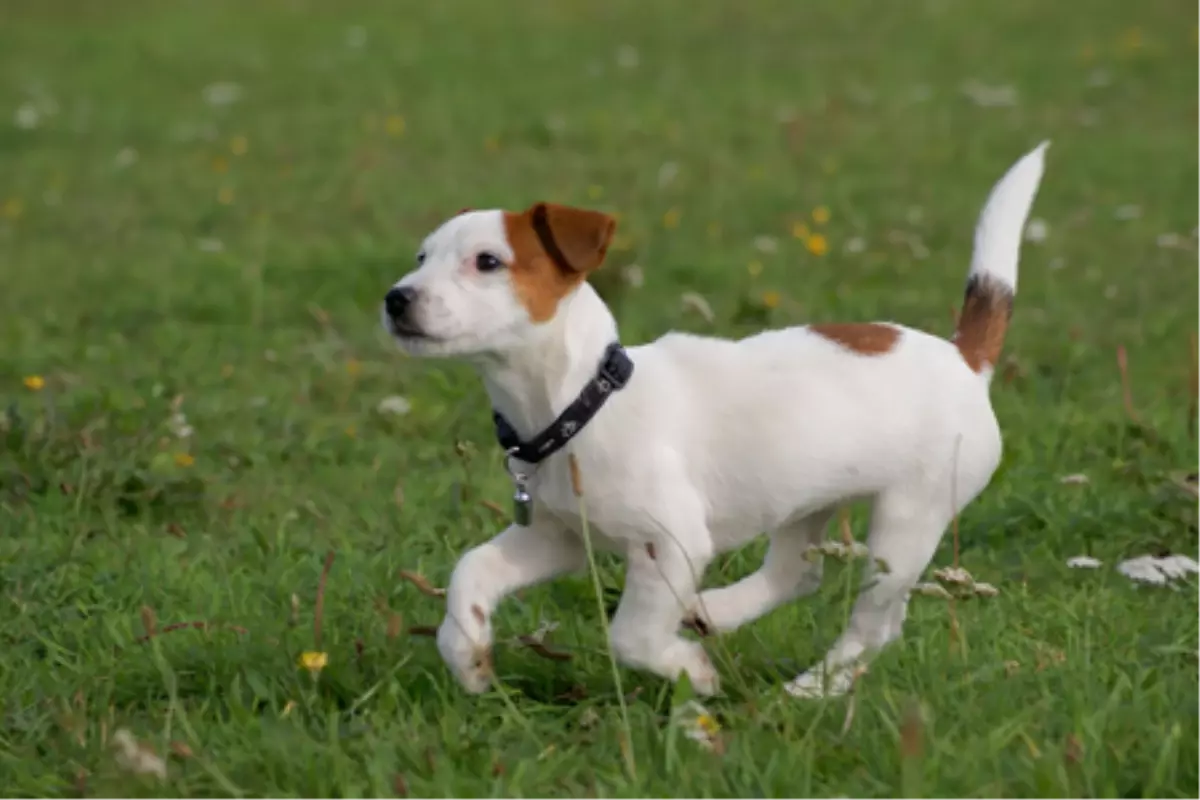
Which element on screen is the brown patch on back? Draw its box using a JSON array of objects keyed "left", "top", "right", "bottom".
[
  {"left": 503, "top": 203, "right": 616, "bottom": 323},
  {"left": 809, "top": 323, "right": 901, "bottom": 355},
  {"left": 954, "top": 274, "right": 1014, "bottom": 372}
]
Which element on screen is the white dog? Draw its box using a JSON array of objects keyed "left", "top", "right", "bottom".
[{"left": 382, "top": 142, "right": 1048, "bottom": 698}]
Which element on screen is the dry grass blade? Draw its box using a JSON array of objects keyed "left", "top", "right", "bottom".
[
  {"left": 1116, "top": 345, "right": 1144, "bottom": 427},
  {"left": 134, "top": 621, "right": 249, "bottom": 643},
  {"left": 313, "top": 550, "right": 336, "bottom": 650},
  {"left": 1188, "top": 332, "right": 1198, "bottom": 436},
  {"left": 568, "top": 452, "right": 637, "bottom": 781},
  {"left": 399, "top": 569, "right": 447, "bottom": 598},
  {"left": 516, "top": 635, "right": 574, "bottom": 661},
  {"left": 479, "top": 499, "right": 508, "bottom": 519}
]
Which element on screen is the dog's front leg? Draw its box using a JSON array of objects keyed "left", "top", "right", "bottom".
[
  {"left": 438, "top": 520, "right": 584, "bottom": 693},
  {"left": 609, "top": 534, "right": 719, "bottom": 695}
]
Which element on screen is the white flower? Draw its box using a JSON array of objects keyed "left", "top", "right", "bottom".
[
  {"left": 202, "top": 82, "right": 243, "bottom": 107},
  {"left": 1117, "top": 554, "right": 1200, "bottom": 585},
  {"left": 672, "top": 700, "right": 720, "bottom": 751},
  {"left": 344, "top": 25, "right": 367, "bottom": 49},
  {"left": 114, "top": 147, "right": 138, "bottom": 169},
  {"left": 196, "top": 238, "right": 224, "bottom": 253},
  {"left": 1066, "top": 556, "right": 1102, "bottom": 569},
  {"left": 112, "top": 729, "right": 167, "bottom": 781},
  {"left": 657, "top": 161, "right": 679, "bottom": 188},
  {"left": 621, "top": 264, "right": 644, "bottom": 288},
  {"left": 1058, "top": 473, "right": 1089, "bottom": 485},
  {"left": 843, "top": 236, "right": 866, "bottom": 255},
  {"left": 961, "top": 80, "right": 1018, "bottom": 108},
  {"left": 14, "top": 103, "right": 40, "bottom": 130},
  {"left": 377, "top": 395, "right": 412, "bottom": 416},
  {"left": 753, "top": 235, "right": 778, "bottom": 254},
  {"left": 615, "top": 45, "right": 640, "bottom": 70},
  {"left": 1114, "top": 204, "right": 1141, "bottom": 221},
  {"left": 1024, "top": 218, "right": 1049, "bottom": 243}
]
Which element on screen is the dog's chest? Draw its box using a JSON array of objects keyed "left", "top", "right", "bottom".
[{"left": 528, "top": 458, "right": 635, "bottom": 552}]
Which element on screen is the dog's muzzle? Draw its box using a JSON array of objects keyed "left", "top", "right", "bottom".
[{"left": 383, "top": 286, "right": 424, "bottom": 337}]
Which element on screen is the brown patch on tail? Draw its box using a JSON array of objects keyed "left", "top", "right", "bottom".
[
  {"left": 954, "top": 274, "right": 1014, "bottom": 372},
  {"left": 503, "top": 203, "right": 616, "bottom": 322},
  {"left": 810, "top": 323, "right": 901, "bottom": 355}
]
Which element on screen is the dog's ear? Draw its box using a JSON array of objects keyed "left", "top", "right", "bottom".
[{"left": 527, "top": 202, "right": 616, "bottom": 274}]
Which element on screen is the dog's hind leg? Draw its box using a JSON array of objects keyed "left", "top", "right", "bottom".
[
  {"left": 684, "top": 509, "right": 835, "bottom": 635},
  {"left": 785, "top": 489, "right": 953, "bottom": 699}
]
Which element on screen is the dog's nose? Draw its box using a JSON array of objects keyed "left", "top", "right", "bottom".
[{"left": 384, "top": 286, "right": 417, "bottom": 320}]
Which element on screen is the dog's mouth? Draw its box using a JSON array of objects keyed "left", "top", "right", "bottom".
[{"left": 387, "top": 319, "right": 431, "bottom": 340}]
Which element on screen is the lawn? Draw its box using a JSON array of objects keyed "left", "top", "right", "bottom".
[{"left": 1, "top": 0, "right": 1197, "bottom": 796}]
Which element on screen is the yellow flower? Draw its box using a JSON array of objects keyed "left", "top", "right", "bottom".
[
  {"left": 747, "top": 260, "right": 763, "bottom": 277},
  {"left": 662, "top": 208, "right": 682, "bottom": 229},
  {"left": 385, "top": 114, "right": 406, "bottom": 137},
  {"left": 217, "top": 186, "right": 235, "bottom": 205},
  {"left": 173, "top": 453, "right": 195, "bottom": 467},
  {"left": 1117, "top": 27, "right": 1144, "bottom": 54},
  {"left": 587, "top": 185, "right": 604, "bottom": 200},
  {"left": 299, "top": 651, "right": 328, "bottom": 676},
  {"left": 230, "top": 135, "right": 249, "bottom": 156},
  {"left": 2, "top": 198, "right": 24, "bottom": 220},
  {"left": 791, "top": 221, "right": 810, "bottom": 239},
  {"left": 696, "top": 713, "right": 720, "bottom": 735},
  {"left": 211, "top": 155, "right": 229, "bottom": 174},
  {"left": 345, "top": 359, "right": 362, "bottom": 377},
  {"left": 23, "top": 375, "right": 45, "bottom": 391},
  {"left": 761, "top": 290, "right": 781, "bottom": 309},
  {"left": 806, "top": 234, "right": 829, "bottom": 256},
  {"left": 811, "top": 206, "right": 831, "bottom": 225},
  {"left": 344, "top": 425, "right": 357, "bottom": 438}
]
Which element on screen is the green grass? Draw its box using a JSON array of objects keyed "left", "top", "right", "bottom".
[{"left": 2, "top": 0, "right": 1197, "bottom": 795}]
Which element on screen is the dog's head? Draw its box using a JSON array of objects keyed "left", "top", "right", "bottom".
[{"left": 382, "top": 203, "right": 616, "bottom": 357}]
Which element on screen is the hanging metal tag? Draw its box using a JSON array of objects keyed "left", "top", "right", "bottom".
[
  {"left": 512, "top": 472, "right": 533, "bottom": 527},
  {"left": 505, "top": 451, "right": 534, "bottom": 527}
]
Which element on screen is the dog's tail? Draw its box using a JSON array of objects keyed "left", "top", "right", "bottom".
[{"left": 954, "top": 141, "right": 1049, "bottom": 381}]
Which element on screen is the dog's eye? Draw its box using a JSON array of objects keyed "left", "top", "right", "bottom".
[
  {"left": 415, "top": 251, "right": 426, "bottom": 266},
  {"left": 476, "top": 252, "right": 504, "bottom": 273}
]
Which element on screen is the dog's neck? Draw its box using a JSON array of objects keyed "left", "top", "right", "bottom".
[{"left": 478, "top": 283, "right": 619, "bottom": 443}]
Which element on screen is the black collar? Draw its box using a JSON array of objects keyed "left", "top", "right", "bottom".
[{"left": 493, "top": 342, "right": 634, "bottom": 465}]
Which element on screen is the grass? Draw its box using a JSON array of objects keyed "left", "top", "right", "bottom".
[{"left": 1, "top": 0, "right": 1197, "bottom": 795}]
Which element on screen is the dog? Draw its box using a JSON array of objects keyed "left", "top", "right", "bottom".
[{"left": 382, "top": 142, "right": 1048, "bottom": 697}]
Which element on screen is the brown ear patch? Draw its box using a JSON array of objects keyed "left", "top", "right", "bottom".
[
  {"left": 954, "top": 274, "right": 1014, "bottom": 372},
  {"left": 502, "top": 203, "right": 616, "bottom": 323},
  {"left": 809, "top": 323, "right": 901, "bottom": 355}
]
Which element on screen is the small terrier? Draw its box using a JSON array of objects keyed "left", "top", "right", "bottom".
[{"left": 382, "top": 143, "right": 1048, "bottom": 697}]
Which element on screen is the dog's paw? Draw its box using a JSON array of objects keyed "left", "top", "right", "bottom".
[
  {"left": 784, "top": 664, "right": 858, "bottom": 700},
  {"left": 437, "top": 618, "right": 494, "bottom": 694},
  {"left": 667, "top": 639, "right": 720, "bottom": 696}
]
